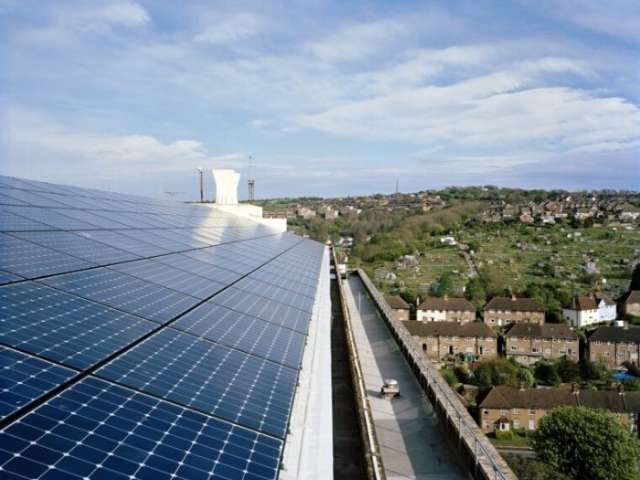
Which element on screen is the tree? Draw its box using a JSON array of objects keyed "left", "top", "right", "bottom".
[
  {"left": 534, "top": 361, "right": 561, "bottom": 386},
  {"left": 580, "top": 359, "right": 608, "bottom": 382},
  {"left": 532, "top": 406, "right": 640, "bottom": 480},
  {"left": 556, "top": 358, "right": 581, "bottom": 383},
  {"left": 516, "top": 368, "right": 535, "bottom": 388},
  {"left": 631, "top": 263, "right": 640, "bottom": 290},
  {"left": 432, "top": 272, "right": 456, "bottom": 297},
  {"left": 465, "top": 277, "right": 487, "bottom": 307},
  {"left": 505, "top": 455, "right": 571, "bottom": 480},
  {"left": 472, "top": 358, "right": 520, "bottom": 390}
]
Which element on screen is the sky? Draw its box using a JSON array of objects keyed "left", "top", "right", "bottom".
[{"left": 1, "top": 0, "right": 639, "bottom": 200}]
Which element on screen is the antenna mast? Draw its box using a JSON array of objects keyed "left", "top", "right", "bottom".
[
  {"left": 248, "top": 156, "right": 256, "bottom": 202},
  {"left": 197, "top": 167, "right": 204, "bottom": 202}
]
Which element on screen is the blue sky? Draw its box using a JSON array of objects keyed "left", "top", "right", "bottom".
[{"left": 1, "top": 0, "right": 639, "bottom": 199}]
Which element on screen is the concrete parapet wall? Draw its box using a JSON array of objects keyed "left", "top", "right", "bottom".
[{"left": 356, "top": 269, "right": 518, "bottom": 480}]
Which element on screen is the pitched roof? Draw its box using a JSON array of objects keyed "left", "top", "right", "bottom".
[
  {"left": 417, "top": 296, "right": 475, "bottom": 312},
  {"left": 484, "top": 296, "right": 545, "bottom": 312},
  {"left": 505, "top": 323, "right": 577, "bottom": 340},
  {"left": 403, "top": 321, "right": 496, "bottom": 338},
  {"left": 571, "top": 295, "right": 598, "bottom": 311},
  {"left": 589, "top": 326, "right": 640, "bottom": 343},
  {"left": 385, "top": 295, "right": 410, "bottom": 310},
  {"left": 479, "top": 385, "right": 640, "bottom": 413},
  {"left": 620, "top": 290, "right": 640, "bottom": 304}
]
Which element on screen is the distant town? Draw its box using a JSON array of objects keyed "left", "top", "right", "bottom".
[{"left": 259, "top": 185, "right": 640, "bottom": 473}]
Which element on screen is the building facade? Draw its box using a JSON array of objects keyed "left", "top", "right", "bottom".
[
  {"left": 483, "top": 296, "right": 545, "bottom": 327},
  {"left": 588, "top": 326, "right": 640, "bottom": 368},
  {"left": 416, "top": 296, "right": 476, "bottom": 323},
  {"left": 505, "top": 324, "right": 579, "bottom": 365},
  {"left": 403, "top": 321, "right": 496, "bottom": 361},
  {"left": 479, "top": 386, "right": 640, "bottom": 435},
  {"left": 562, "top": 294, "right": 616, "bottom": 328}
]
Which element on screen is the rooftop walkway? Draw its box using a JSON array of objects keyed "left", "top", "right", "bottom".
[{"left": 343, "top": 274, "right": 468, "bottom": 480}]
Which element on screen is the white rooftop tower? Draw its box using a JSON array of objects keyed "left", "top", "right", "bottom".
[{"left": 212, "top": 169, "right": 240, "bottom": 205}]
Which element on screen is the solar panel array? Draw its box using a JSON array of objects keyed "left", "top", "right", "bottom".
[{"left": 0, "top": 175, "right": 326, "bottom": 480}]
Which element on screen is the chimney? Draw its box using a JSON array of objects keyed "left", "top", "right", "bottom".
[
  {"left": 511, "top": 293, "right": 517, "bottom": 301},
  {"left": 212, "top": 169, "right": 240, "bottom": 205},
  {"left": 618, "top": 384, "right": 625, "bottom": 396},
  {"left": 444, "top": 294, "right": 448, "bottom": 301}
]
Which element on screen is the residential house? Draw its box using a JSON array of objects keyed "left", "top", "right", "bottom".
[
  {"left": 416, "top": 295, "right": 476, "bottom": 323},
  {"left": 562, "top": 294, "right": 617, "bottom": 328},
  {"left": 505, "top": 323, "right": 579, "bottom": 365},
  {"left": 297, "top": 207, "right": 316, "bottom": 219},
  {"left": 619, "top": 290, "right": 640, "bottom": 318},
  {"left": 403, "top": 321, "right": 496, "bottom": 361},
  {"left": 479, "top": 385, "right": 640, "bottom": 434},
  {"left": 588, "top": 326, "right": 640, "bottom": 368},
  {"left": 483, "top": 296, "right": 545, "bottom": 327},
  {"left": 617, "top": 203, "right": 640, "bottom": 222},
  {"left": 385, "top": 295, "right": 411, "bottom": 321}
]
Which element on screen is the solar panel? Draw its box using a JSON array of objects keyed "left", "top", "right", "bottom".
[
  {"left": 10, "top": 231, "right": 140, "bottom": 265},
  {"left": 0, "top": 377, "right": 283, "bottom": 480},
  {"left": 210, "top": 287, "right": 311, "bottom": 334},
  {"left": 0, "top": 282, "right": 157, "bottom": 369},
  {"left": 0, "top": 346, "right": 76, "bottom": 421},
  {"left": 40, "top": 268, "right": 200, "bottom": 323},
  {"left": 0, "top": 233, "right": 94, "bottom": 279},
  {"left": 97, "top": 329, "right": 298, "bottom": 438},
  {"left": 0, "top": 175, "right": 327, "bottom": 479},
  {"left": 172, "top": 302, "right": 305, "bottom": 369}
]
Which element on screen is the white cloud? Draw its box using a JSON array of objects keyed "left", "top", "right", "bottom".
[
  {"left": 193, "top": 13, "right": 260, "bottom": 45},
  {"left": 298, "top": 57, "right": 640, "bottom": 154},
  {"left": 307, "top": 19, "right": 408, "bottom": 62},
  {"left": 2, "top": 108, "right": 242, "bottom": 178}
]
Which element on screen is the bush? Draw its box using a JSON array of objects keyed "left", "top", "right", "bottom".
[
  {"left": 534, "top": 361, "right": 561, "bottom": 386},
  {"left": 441, "top": 367, "right": 458, "bottom": 387},
  {"left": 494, "top": 429, "right": 514, "bottom": 441}
]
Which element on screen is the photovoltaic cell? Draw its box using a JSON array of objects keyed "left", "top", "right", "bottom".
[
  {"left": 0, "top": 377, "right": 283, "bottom": 480},
  {"left": 109, "top": 259, "right": 227, "bottom": 300},
  {"left": 172, "top": 302, "right": 306, "bottom": 369},
  {"left": 210, "top": 287, "right": 311, "bottom": 334},
  {"left": 40, "top": 268, "right": 200, "bottom": 323},
  {"left": 10, "top": 231, "right": 140, "bottom": 265},
  {"left": 0, "top": 270, "right": 22, "bottom": 285},
  {"left": 0, "top": 233, "right": 94, "bottom": 279},
  {"left": 0, "top": 346, "right": 76, "bottom": 421},
  {"left": 2, "top": 206, "right": 99, "bottom": 230},
  {"left": 97, "top": 329, "right": 298, "bottom": 438},
  {"left": 0, "top": 282, "right": 157, "bottom": 370},
  {"left": 74, "top": 230, "right": 168, "bottom": 257},
  {"left": 0, "top": 208, "right": 51, "bottom": 232}
]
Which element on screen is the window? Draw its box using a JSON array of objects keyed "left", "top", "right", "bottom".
[
  {"left": 529, "top": 409, "right": 536, "bottom": 415},
  {"left": 422, "top": 343, "right": 427, "bottom": 351},
  {"left": 500, "top": 409, "right": 507, "bottom": 416},
  {"left": 528, "top": 420, "right": 535, "bottom": 430},
  {"left": 513, "top": 420, "right": 520, "bottom": 429},
  {"left": 512, "top": 409, "right": 519, "bottom": 415}
]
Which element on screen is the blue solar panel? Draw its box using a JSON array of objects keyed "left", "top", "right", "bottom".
[
  {"left": 109, "top": 259, "right": 227, "bottom": 300},
  {"left": 0, "top": 282, "right": 157, "bottom": 369},
  {"left": 210, "top": 287, "right": 311, "bottom": 334},
  {"left": 0, "top": 377, "right": 283, "bottom": 480},
  {"left": 0, "top": 233, "right": 94, "bottom": 279},
  {"left": 10, "top": 231, "right": 140, "bottom": 265},
  {"left": 0, "top": 346, "right": 76, "bottom": 421},
  {"left": 40, "top": 268, "right": 200, "bottom": 323},
  {"left": 172, "top": 302, "right": 306, "bottom": 369},
  {"left": 97, "top": 329, "right": 298, "bottom": 438},
  {"left": 0, "top": 175, "right": 327, "bottom": 480}
]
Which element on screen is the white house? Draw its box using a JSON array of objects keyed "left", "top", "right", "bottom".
[{"left": 562, "top": 294, "right": 616, "bottom": 328}]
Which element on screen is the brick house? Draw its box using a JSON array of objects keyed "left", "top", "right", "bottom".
[
  {"left": 505, "top": 324, "right": 579, "bottom": 366},
  {"left": 483, "top": 296, "right": 545, "bottom": 327},
  {"left": 479, "top": 385, "right": 640, "bottom": 435},
  {"left": 562, "top": 293, "right": 617, "bottom": 328},
  {"left": 588, "top": 326, "right": 640, "bottom": 368},
  {"left": 385, "top": 295, "right": 411, "bottom": 321},
  {"left": 619, "top": 290, "right": 640, "bottom": 318},
  {"left": 416, "top": 295, "right": 476, "bottom": 323},
  {"left": 403, "top": 321, "right": 496, "bottom": 361}
]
